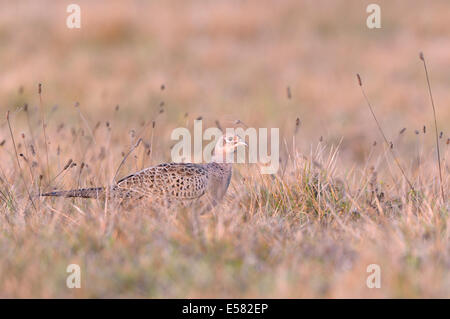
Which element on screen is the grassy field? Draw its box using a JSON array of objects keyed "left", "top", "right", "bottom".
[{"left": 0, "top": 0, "right": 449, "bottom": 298}]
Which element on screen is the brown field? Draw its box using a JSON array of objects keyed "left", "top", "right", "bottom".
[{"left": 0, "top": 0, "right": 449, "bottom": 298}]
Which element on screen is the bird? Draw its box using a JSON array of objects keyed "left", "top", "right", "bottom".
[{"left": 41, "top": 134, "right": 247, "bottom": 211}]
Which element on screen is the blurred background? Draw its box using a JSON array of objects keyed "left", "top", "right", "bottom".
[
  {"left": 1, "top": 0, "right": 449, "bottom": 166},
  {"left": 0, "top": 0, "right": 449, "bottom": 299}
]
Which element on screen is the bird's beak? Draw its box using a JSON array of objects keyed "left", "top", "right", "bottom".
[{"left": 236, "top": 140, "right": 248, "bottom": 147}]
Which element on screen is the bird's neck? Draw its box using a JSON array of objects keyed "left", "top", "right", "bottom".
[
  {"left": 207, "top": 161, "right": 232, "bottom": 172},
  {"left": 211, "top": 149, "right": 234, "bottom": 164},
  {"left": 209, "top": 160, "right": 232, "bottom": 169}
]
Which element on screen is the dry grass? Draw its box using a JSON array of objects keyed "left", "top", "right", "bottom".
[{"left": 0, "top": 0, "right": 449, "bottom": 298}]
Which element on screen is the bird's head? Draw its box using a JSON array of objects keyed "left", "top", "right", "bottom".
[{"left": 212, "top": 134, "right": 247, "bottom": 162}]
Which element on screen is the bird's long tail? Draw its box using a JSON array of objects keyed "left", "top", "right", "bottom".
[{"left": 40, "top": 187, "right": 105, "bottom": 199}]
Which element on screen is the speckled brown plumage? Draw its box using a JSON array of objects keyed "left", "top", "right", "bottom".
[{"left": 41, "top": 134, "right": 245, "bottom": 211}]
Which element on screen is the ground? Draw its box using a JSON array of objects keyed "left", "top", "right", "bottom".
[{"left": 0, "top": 0, "right": 449, "bottom": 298}]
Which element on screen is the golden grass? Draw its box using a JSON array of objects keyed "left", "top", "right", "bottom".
[{"left": 0, "top": 0, "right": 449, "bottom": 298}]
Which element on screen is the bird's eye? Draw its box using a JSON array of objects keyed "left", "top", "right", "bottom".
[{"left": 227, "top": 137, "right": 233, "bottom": 142}]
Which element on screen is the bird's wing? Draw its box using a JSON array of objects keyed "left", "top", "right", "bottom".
[{"left": 116, "top": 163, "right": 209, "bottom": 200}]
